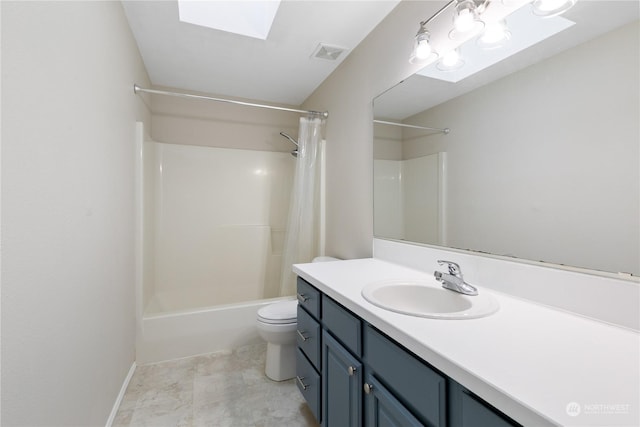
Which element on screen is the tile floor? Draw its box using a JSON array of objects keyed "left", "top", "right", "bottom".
[{"left": 113, "top": 343, "right": 319, "bottom": 427}]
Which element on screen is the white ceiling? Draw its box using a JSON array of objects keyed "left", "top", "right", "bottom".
[{"left": 121, "top": 0, "right": 401, "bottom": 106}]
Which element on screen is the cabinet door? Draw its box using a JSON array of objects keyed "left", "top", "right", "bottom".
[
  {"left": 323, "top": 331, "right": 362, "bottom": 427},
  {"left": 448, "top": 381, "right": 521, "bottom": 427},
  {"left": 364, "top": 326, "right": 446, "bottom": 427},
  {"left": 364, "top": 374, "right": 425, "bottom": 427}
]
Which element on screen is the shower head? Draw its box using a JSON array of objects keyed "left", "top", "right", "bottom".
[
  {"left": 279, "top": 132, "right": 298, "bottom": 147},
  {"left": 279, "top": 132, "right": 299, "bottom": 158}
]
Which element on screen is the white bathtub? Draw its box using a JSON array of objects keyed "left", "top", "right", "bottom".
[
  {"left": 134, "top": 122, "right": 300, "bottom": 363},
  {"left": 136, "top": 296, "right": 292, "bottom": 363}
]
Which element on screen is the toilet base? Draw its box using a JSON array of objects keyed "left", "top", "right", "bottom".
[{"left": 265, "top": 341, "right": 296, "bottom": 381}]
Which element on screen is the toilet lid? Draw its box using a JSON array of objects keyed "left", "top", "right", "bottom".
[{"left": 257, "top": 300, "right": 298, "bottom": 324}]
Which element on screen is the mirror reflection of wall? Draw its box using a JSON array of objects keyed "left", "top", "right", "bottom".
[
  {"left": 374, "top": 152, "right": 446, "bottom": 245},
  {"left": 373, "top": 3, "right": 639, "bottom": 277}
]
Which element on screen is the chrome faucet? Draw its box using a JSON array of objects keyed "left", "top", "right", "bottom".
[{"left": 434, "top": 260, "right": 478, "bottom": 296}]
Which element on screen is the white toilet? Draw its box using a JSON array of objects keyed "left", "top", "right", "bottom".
[
  {"left": 256, "top": 299, "right": 299, "bottom": 381},
  {"left": 256, "top": 256, "right": 339, "bottom": 381}
]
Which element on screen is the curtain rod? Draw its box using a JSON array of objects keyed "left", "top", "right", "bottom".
[
  {"left": 133, "top": 84, "right": 329, "bottom": 119},
  {"left": 374, "top": 119, "right": 450, "bottom": 134}
]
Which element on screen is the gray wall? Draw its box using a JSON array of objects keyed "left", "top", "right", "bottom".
[
  {"left": 2, "top": 1, "right": 150, "bottom": 425},
  {"left": 303, "top": 1, "right": 445, "bottom": 259}
]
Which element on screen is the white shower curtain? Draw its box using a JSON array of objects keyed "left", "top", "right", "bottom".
[{"left": 279, "top": 116, "right": 325, "bottom": 296}]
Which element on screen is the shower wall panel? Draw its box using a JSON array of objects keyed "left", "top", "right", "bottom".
[
  {"left": 145, "top": 142, "right": 295, "bottom": 313},
  {"left": 374, "top": 154, "right": 444, "bottom": 245}
]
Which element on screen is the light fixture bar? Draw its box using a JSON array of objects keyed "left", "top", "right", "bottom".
[{"left": 420, "top": 0, "right": 458, "bottom": 27}]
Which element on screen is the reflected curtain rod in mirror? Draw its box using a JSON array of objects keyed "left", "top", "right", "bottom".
[
  {"left": 373, "top": 0, "right": 639, "bottom": 279},
  {"left": 373, "top": 119, "right": 450, "bottom": 134}
]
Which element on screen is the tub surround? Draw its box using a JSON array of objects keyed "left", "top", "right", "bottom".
[
  {"left": 293, "top": 256, "right": 639, "bottom": 426},
  {"left": 135, "top": 125, "right": 298, "bottom": 363}
]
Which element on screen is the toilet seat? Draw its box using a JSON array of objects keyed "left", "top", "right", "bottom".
[{"left": 257, "top": 300, "right": 297, "bottom": 324}]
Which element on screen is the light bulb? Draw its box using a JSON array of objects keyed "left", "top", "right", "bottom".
[
  {"left": 450, "top": 0, "right": 484, "bottom": 41},
  {"left": 415, "top": 38, "right": 432, "bottom": 59},
  {"left": 455, "top": 8, "right": 475, "bottom": 32},
  {"left": 411, "top": 26, "right": 435, "bottom": 63}
]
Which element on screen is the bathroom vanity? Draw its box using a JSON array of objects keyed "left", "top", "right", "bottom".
[
  {"left": 293, "top": 258, "right": 639, "bottom": 427},
  {"left": 295, "top": 275, "right": 518, "bottom": 427}
]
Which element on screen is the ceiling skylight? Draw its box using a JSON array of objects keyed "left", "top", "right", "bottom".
[
  {"left": 177, "top": 0, "right": 281, "bottom": 40},
  {"left": 417, "top": 5, "right": 575, "bottom": 83}
]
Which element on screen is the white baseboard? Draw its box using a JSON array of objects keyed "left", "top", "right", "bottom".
[{"left": 105, "top": 361, "right": 137, "bottom": 427}]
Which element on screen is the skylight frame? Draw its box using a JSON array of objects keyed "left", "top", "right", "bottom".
[{"left": 177, "top": 0, "right": 282, "bottom": 40}]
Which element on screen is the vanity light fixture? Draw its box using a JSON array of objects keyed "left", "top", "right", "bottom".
[
  {"left": 410, "top": 22, "right": 438, "bottom": 64},
  {"left": 410, "top": 0, "right": 578, "bottom": 71},
  {"left": 531, "top": 0, "right": 577, "bottom": 17},
  {"left": 415, "top": 0, "right": 575, "bottom": 83},
  {"left": 449, "top": 0, "right": 485, "bottom": 40},
  {"left": 409, "top": 0, "right": 489, "bottom": 64}
]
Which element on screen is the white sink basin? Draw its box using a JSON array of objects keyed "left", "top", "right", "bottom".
[{"left": 361, "top": 279, "right": 499, "bottom": 320}]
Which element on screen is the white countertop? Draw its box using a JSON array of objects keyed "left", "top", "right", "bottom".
[{"left": 293, "top": 258, "right": 640, "bottom": 427}]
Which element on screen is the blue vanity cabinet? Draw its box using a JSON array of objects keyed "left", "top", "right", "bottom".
[
  {"left": 297, "top": 348, "right": 322, "bottom": 422},
  {"left": 364, "top": 325, "right": 446, "bottom": 427},
  {"left": 323, "top": 331, "right": 363, "bottom": 427},
  {"left": 448, "top": 381, "right": 521, "bottom": 427},
  {"left": 295, "top": 277, "right": 520, "bottom": 427},
  {"left": 364, "top": 373, "right": 424, "bottom": 427},
  {"left": 297, "top": 277, "right": 321, "bottom": 318},
  {"left": 321, "top": 294, "right": 364, "bottom": 427},
  {"left": 296, "top": 277, "right": 323, "bottom": 424},
  {"left": 297, "top": 305, "right": 321, "bottom": 369}
]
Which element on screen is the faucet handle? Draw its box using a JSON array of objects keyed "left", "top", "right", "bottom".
[{"left": 437, "top": 260, "right": 462, "bottom": 277}]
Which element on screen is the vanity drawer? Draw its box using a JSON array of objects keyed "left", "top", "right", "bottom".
[
  {"left": 297, "top": 305, "right": 321, "bottom": 370},
  {"left": 297, "top": 277, "right": 321, "bottom": 319},
  {"left": 322, "top": 296, "right": 362, "bottom": 356},
  {"left": 364, "top": 325, "right": 446, "bottom": 427},
  {"left": 296, "top": 348, "right": 321, "bottom": 424}
]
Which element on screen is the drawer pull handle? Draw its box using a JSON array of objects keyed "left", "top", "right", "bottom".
[
  {"left": 296, "top": 375, "right": 309, "bottom": 390},
  {"left": 347, "top": 366, "right": 357, "bottom": 376},
  {"left": 296, "top": 330, "right": 309, "bottom": 341},
  {"left": 297, "top": 293, "right": 309, "bottom": 303},
  {"left": 363, "top": 383, "right": 373, "bottom": 394}
]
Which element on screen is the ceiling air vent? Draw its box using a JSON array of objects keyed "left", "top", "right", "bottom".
[{"left": 311, "top": 43, "right": 347, "bottom": 61}]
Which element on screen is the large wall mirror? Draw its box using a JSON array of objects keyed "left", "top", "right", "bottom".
[{"left": 373, "top": 1, "right": 639, "bottom": 277}]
